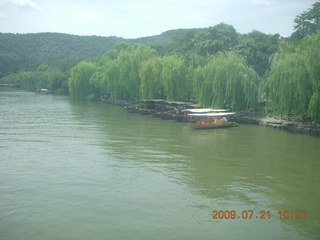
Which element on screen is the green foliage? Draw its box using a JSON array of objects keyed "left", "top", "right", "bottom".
[
  {"left": 0, "top": 52, "right": 26, "bottom": 78},
  {"left": 152, "top": 30, "right": 198, "bottom": 54},
  {"left": 139, "top": 57, "right": 164, "bottom": 99},
  {"left": 304, "top": 34, "right": 320, "bottom": 122},
  {"left": 235, "top": 31, "right": 280, "bottom": 76},
  {"left": 267, "top": 44, "right": 311, "bottom": 117},
  {"left": 160, "top": 55, "right": 191, "bottom": 101},
  {"left": 266, "top": 34, "right": 320, "bottom": 122},
  {"left": 139, "top": 55, "right": 192, "bottom": 101},
  {"left": 194, "top": 52, "right": 258, "bottom": 110},
  {"left": 303, "top": 34, "right": 320, "bottom": 91},
  {"left": 0, "top": 31, "right": 190, "bottom": 77},
  {"left": 1, "top": 66, "right": 69, "bottom": 93},
  {"left": 100, "top": 44, "right": 158, "bottom": 103},
  {"left": 192, "top": 23, "right": 239, "bottom": 56},
  {"left": 132, "top": 29, "right": 196, "bottom": 46},
  {"left": 0, "top": 33, "right": 123, "bottom": 73},
  {"left": 291, "top": 1, "right": 320, "bottom": 39},
  {"left": 68, "top": 61, "right": 97, "bottom": 100},
  {"left": 309, "top": 93, "right": 320, "bottom": 122}
]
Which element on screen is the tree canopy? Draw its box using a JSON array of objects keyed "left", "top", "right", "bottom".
[{"left": 291, "top": 1, "right": 320, "bottom": 39}]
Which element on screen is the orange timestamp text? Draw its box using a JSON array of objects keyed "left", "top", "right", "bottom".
[{"left": 212, "top": 210, "right": 307, "bottom": 220}]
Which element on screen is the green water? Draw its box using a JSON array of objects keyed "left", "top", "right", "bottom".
[{"left": 0, "top": 90, "right": 319, "bottom": 240}]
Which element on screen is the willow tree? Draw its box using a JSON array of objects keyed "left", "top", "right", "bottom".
[
  {"left": 68, "top": 61, "right": 97, "bottom": 100},
  {"left": 266, "top": 36, "right": 320, "bottom": 121},
  {"left": 160, "top": 55, "right": 191, "bottom": 101},
  {"left": 139, "top": 57, "right": 164, "bottom": 99},
  {"left": 194, "top": 52, "right": 258, "bottom": 110},
  {"left": 102, "top": 60, "right": 122, "bottom": 103},
  {"left": 267, "top": 43, "right": 311, "bottom": 118},
  {"left": 304, "top": 34, "right": 320, "bottom": 122},
  {"left": 101, "top": 44, "right": 157, "bottom": 103}
]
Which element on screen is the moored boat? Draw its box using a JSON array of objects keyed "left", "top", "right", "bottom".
[
  {"left": 41, "top": 88, "right": 49, "bottom": 94},
  {"left": 138, "top": 108, "right": 154, "bottom": 115},
  {"left": 181, "top": 108, "right": 230, "bottom": 122},
  {"left": 187, "top": 112, "right": 237, "bottom": 129},
  {"left": 124, "top": 105, "right": 140, "bottom": 113}
]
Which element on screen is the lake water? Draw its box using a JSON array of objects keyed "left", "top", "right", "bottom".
[{"left": 1, "top": 90, "right": 319, "bottom": 240}]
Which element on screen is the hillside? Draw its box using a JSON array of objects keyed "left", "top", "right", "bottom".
[
  {"left": 132, "top": 28, "right": 196, "bottom": 45},
  {"left": 0, "top": 32, "right": 125, "bottom": 76},
  {"left": 0, "top": 29, "right": 194, "bottom": 77}
]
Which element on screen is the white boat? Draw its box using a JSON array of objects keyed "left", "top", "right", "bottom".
[{"left": 40, "top": 88, "right": 49, "bottom": 94}]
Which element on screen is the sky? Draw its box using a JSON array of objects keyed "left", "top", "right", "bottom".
[{"left": 0, "top": 0, "right": 317, "bottom": 39}]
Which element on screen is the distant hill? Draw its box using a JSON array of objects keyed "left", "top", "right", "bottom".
[
  {"left": 132, "top": 28, "right": 196, "bottom": 45},
  {"left": 0, "top": 32, "right": 124, "bottom": 75},
  {"left": 0, "top": 29, "right": 195, "bottom": 77}
]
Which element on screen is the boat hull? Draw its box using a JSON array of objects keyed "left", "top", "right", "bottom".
[
  {"left": 188, "top": 122, "right": 236, "bottom": 129},
  {"left": 124, "top": 106, "right": 140, "bottom": 113}
]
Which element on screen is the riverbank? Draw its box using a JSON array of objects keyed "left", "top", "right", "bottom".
[
  {"left": 231, "top": 112, "right": 320, "bottom": 136},
  {"left": 119, "top": 99, "right": 320, "bottom": 136}
]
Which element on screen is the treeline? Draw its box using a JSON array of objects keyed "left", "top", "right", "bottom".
[
  {"left": 69, "top": 22, "right": 281, "bottom": 109},
  {"left": 67, "top": 43, "right": 259, "bottom": 112},
  {"left": 1, "top": 1, "right": 319, "bottom": 122},
  {"left": 0, "top": 58, "right": 81, "bottom": 94}
]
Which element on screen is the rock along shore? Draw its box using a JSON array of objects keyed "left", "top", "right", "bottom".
[{"left": 231, "top": 112, "right": 320, "bottom": 136}]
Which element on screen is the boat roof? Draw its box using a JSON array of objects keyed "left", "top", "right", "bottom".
[
  {"left": 182, "top": 108, "right": 230, "bottom": 113},
  {"left": 182, "top": 108, "right": 214, "bottom": 113},
  {"left": 210, "top": 109, "right": 230, "bottom": 112},
  {"left": 141, "top": 99, "right": 165, "bottom": 103},
  {"left": 188, "top": 112, "right": 236, "bottom": 117},
  {"left": 166, "top": 101, "right": 194, "bottom": 106}
]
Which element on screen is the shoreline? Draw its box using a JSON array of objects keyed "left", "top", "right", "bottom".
[
  {"left": 118, "top": 99, "right": 320, "bottom": 136},
  {"left": 231, "top": 112, "right": 320, "bottom": 136},
  {"left": 116, "top": 100, "right": 320, "bottom": 137}
]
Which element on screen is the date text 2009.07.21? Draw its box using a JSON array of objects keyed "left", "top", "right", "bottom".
[{"left": 212, "top": 210, "right": 308, "bottom": 220}]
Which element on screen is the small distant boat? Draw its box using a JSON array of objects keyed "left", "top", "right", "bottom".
[
  {"left": 138, "top": 108, "right": 154, "bottom": 115},
  {"left": 40, "top": 88, "right": 49, "bottom": 94},
  {"left": 124, "top": 105, "right": 140, "bottom": 113},
  {"left": 187, "top": 112, "right": 237, "bottom": 129}
]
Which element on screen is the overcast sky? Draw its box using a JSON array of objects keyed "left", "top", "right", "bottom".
[{"left": 0, "top": 0, "right": 317, "bottom": 39}]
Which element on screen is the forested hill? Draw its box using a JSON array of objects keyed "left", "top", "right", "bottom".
[
  {"left": 0, "top": 30, "right": 193, "bottom": 77},
  {"left": 0, "top": 32, "right": 123, "bottom": 75},
  {"left": 132, "top": 29, "right": 196, "bottom": 45}
]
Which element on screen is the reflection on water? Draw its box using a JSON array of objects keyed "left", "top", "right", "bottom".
[{"left": 0, "top": 90, "right": 320, "bottom": 240}]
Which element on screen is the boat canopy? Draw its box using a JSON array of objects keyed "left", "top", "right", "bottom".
[
  {"left": 182, "top": 108, "right": 230, "bottom": 113},
  {"left": 209, "top": 109, "right": 230, "bottom": 112},
  {"left": 141, "top": 99, "right": 164, "bottom": 103},
  {"left": 188, "top": 112, "right": 236, "bottom": 117},
  {"left": 166, "top": 101, "right": 193, "bottom": 106}
]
